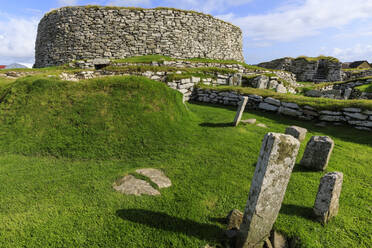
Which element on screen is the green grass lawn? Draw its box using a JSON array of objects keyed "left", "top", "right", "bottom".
[{"left": 0, "top": 76, "right": 371, "bottom": 247}]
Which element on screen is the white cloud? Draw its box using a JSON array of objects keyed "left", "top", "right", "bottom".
[
  {"left": 163, "top": 0, "right": 253, "bottom": 14},
  {"left": 58, "top": 0, "right": 78, "bottom": 6},
  {"left": 332, "top": 44, "right": 372, "bottom": 62},
  {"left": 220, "top": 0, "right": 372, "bottom": 42},
  {"left": 0, "top": 16, "right": 38, "bottom": 63},
  {"left": 107, "top": 0, "right": 151, "bottom": 7}
]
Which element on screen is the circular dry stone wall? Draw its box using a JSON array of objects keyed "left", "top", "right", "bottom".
[{"left": 34, "top": 6, "right": 244, "bottom": 68}]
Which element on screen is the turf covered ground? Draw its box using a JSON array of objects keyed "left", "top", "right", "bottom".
[{"left": 0, "top": 76, "right": 370, "bottom": 247}]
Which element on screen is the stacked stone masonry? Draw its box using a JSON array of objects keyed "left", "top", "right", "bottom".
[
  {"left": 258, "top": 58, "right": 342, "bottom": 82},
  {"left": 306, "top": 78, "right": 372, "bottom": 100},
  {"left": 194, "top": 89, "right": 372, "bottom": 131},
  {"left": 34, "top": 6, "right": 244, "bottom": 67}
]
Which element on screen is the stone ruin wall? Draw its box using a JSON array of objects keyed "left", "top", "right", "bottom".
[
  {"left": 258, "top": 58, "right": 343, "bottom": 82},
  {"left": 34, "top": 6, "right": 244, "bottom": 68}
]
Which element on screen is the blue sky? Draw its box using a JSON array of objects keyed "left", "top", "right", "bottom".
[{"left": 1, "top": 0, "right": 372, "bottom": 66}]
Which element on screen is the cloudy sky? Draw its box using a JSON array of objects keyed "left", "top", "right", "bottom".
[{"left": 1, "top": 0, "right": 372, "bottom": 66}]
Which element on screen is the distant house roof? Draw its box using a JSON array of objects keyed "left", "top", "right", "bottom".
[
  {"left": 0, "top": 65, "right": 6, "bottom": 69},
  {"left": 348, "top": 61, "right": 370, "bottom": 68}
]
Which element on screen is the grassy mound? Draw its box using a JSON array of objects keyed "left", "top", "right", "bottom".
[{"left": 0, "top": 75, "right": 193, "bottom": 159}]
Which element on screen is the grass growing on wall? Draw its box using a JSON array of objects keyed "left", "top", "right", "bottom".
[{"left": 355, "top": 83, "right": 372, "bottom": 93}]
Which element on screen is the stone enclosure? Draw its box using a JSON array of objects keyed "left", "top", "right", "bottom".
[
  {"left": 258, "top": 57, "right": 343, "bottom": 82},
  {"left": 34, "top": 6, "right": 244, "bottom": 68}
]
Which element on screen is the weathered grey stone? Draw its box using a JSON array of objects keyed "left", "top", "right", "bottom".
[
  {"left": 113, "top": 175, "right": 160, "bottom": 196},
  {"left": 305, "top": 90, "right": 323, "bottom": 97},
  {"left": 275, "top": 84, "right": 287, "bottom": 93},
  {"left": 314, "top": 172, "right": 343, "bottom": 224},
  {"left": 92, "top": 58, "right": 110, "bottom": 65},
  {"left": 343, "top": 88, "right": 352, "bottom": 100},
  {"left": 264, "top": 97, "right": 281, "bottom": 106},
  {"left": 343, "top": 112, "right": 368, "bottom": 120},
  {"left": 234, "top": 97, "right": 249, "bottom": 127},
  {"left": 135, "top": 168, "right": 172, "bottom": 188},
  {"left": 342, "top": 107, "right": 361, "bottom": 113},
  {"left": 281, "top": 102, "right": 299, "bottom": 109},
  {"left": 229, "top": 73, "right": 243, "bottom": 86},
  {"left": 278, "top": 107, "right": 302, "bottom": 117},
  {"left": 319, "top": 110, "right": 342, "bottom": 116},
  {"left": 237, "top": 133, "right": 300, "bottom": 248},
  {"left": 253, "top": 75, "right": 269, "bottom": 89},
  {"left": 227, "top": 209, "right": 244, "bottom": 230},
  {"left": 300, "top": 136, "right": 334, "bottom": 171},
  {"left": 241, "top": 119, "right": 256, "bottom": 125},
  {"left": 259, "top": 103, "right": 278, "bottom": 112},
  {"left": 268, "top": 80, "right": 278, "bottom": 89},
  {"left": 285, "top": 126, "right": 307, "bottom": 141},
  {"left": 348, "top": 120, "right": 372, "bottom": 127},
  {"left": 319, "top": 115, "right": 345, "bottom": 122}
]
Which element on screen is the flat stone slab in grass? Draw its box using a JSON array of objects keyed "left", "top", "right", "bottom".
[
  {"left": 241, "top": 119, "right": 256, "bottom": 125},
  {"left": 113, "top": 175, "right": 160, "bottom": 196},
  {"left": 256, "top": 123, "right": 268, "bottom": 128},
  {"left": 136, "top": 168, "right": 172, "bottom": 188},
  {"left": 285, "top": 125, "right": 307, "bottom": 141}
]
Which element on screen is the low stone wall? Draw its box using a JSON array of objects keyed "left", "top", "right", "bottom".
[
  {"left": 193, "top": 88, "right": 372, "bottom": 131},
  {"left": 305, "top": 78, "right": 372, "bottom": 100},
  {"left": 71, "top": 59, "right": 298, "bottom": 87}
]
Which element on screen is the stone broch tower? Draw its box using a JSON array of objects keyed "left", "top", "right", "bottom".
[{"left": 34, "top": 6, "right": 244, "bottom": 68}]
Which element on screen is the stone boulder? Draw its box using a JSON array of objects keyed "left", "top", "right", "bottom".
[{"left": 285, "top": 126, "right": 308, "bottom": 141}]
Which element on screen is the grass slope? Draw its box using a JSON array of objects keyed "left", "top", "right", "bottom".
[
  {"left": 0, "top": 76, "right": 370, "bottom": 247},
  {"left": 0, "top": 76, "right": 192, "bottom": 159}
]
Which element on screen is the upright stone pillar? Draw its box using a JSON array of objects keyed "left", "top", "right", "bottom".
[
  {"left": 233, "top": 96, "right": 249, "bottom": 127},
  {"left": 300, "top": 136, "right": 334, "bottom": 171},
  {"left": 237, "top": 133, "right": 300, "bottom": 248},
  {"left": 313, "top": 172, "right": 343, "bottom": 224}
]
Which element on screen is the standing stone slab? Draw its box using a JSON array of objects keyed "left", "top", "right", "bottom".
[
  {"left": 285, "top": 126, "right": 308, "bottom": 142},
  {"left": 300, "top": 136, "right": 334, "bottom": 171},
  {"left": 233, "top": 97, "right": 249, "bottom": 126},
  {"left": 314, "top": 172, "right": 343, "bottom": 224},
  {"left": 237, "top": 133, "right": 300, "bottom": 248}
]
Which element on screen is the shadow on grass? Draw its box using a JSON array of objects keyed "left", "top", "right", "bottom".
[
  {"left": 280, "top": 204, "right": 316, "bottom": 221},
  {"left": 292, "top": 163, "right": 321, "bottom": 173},
  {"left": 116, "top": 209, "right": 224, "bottom": 242},
  {"left": 199, "top": 122, "right": 234, "bottom": 128}
]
